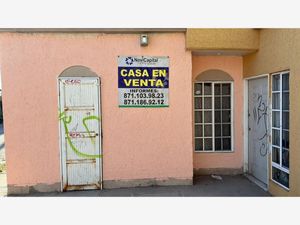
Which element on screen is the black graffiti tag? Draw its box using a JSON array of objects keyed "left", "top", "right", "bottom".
[{"left": 252, "top": 94, "right": 268, "bottom": 157}]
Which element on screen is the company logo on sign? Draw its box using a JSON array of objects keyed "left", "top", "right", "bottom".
[
  {"left": 125, "top": 56, "right": 159, "bottom": 65},
  {"left": 125, "top": 57, "right": 134, "bottom": 65}
]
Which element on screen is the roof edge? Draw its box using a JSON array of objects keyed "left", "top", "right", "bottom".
[{"left": 0, "top": 28, "right": 186, "bottom": 33}]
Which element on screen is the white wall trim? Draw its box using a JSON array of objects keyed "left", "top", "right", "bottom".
[{"left": 57, "top": 78, "right": 63, "bottom": 192}]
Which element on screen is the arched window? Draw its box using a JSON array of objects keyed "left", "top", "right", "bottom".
[
  {"left": 194, "top": 70, "right": 234, "bottom": 152},
  {"left": 58, "top": 65, "right": 99, "bottom": 78}
]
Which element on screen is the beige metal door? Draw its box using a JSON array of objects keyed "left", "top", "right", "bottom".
[{"left": 59, "top": 77, "right": 102, "bottom": 191}]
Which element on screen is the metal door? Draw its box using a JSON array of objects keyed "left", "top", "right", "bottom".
[
  {"left": 59, "top": 77, "right": 102, "bottom": 191},
  {"left": 248, "top": 77, "right": 268, "bottom": 185}
]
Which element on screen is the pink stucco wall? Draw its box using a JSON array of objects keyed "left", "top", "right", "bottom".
[
  {"left": 192, "top": 56, "right": 244, "bottom": 169},
  {"left": 0, "top": 33, "right": 193, "bottom": 187}
]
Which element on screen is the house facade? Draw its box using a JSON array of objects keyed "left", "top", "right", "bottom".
[{"left": 0, "top": 28, "right": 298, "bottom": 196}]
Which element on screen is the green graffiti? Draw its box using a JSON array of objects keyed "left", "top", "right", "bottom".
[{"left": 59, "top": 111, "right": 102, "bottom": 159}]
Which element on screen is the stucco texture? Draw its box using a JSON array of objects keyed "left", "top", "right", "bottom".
[
  {"left": 0, "top": 32, "right": 193, "bottom": 188},
  {"left": 244, "top": 29, "right": 300, "bottom": 196},
  {"left": 186, "top": 29, "right": 259, "bottom": 52},
  {"left": 192, "top": 56, "right": 244, "bottom": 171}
]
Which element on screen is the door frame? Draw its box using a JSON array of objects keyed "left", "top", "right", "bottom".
[
  {"left": 58, "top": 76, "right": 103, "bottom": 192},
  {"left": 243, "top": 74, "right": 270, "bottom": 188}
]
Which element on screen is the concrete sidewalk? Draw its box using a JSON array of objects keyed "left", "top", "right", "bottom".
[{"left": 14, "top": 175, "right": 271, "bottom": 197}]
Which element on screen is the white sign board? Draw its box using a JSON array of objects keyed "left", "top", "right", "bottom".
[{"left": 118, "top": 56, "right": 169, "bottom": 107}]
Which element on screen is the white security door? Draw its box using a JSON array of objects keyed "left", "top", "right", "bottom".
[
  {"left": 59, "top": 77, "right": 102, "bottom": 191},
  {"left": 248, "top": 77, "right": 268, "bottom": 185}
]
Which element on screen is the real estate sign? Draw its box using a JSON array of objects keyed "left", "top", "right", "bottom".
[{"left": 118, "top": 56, "right": 169, "bottom": 107}]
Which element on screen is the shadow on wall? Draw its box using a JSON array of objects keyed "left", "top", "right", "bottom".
[
  {"left": 0, "top": 101, "right": 5, "bottom": 160},
  {"left": 0, "top": 99, "right": 4, "bottom": 151},
  {"left": 0, "top": 98, "right": 2, "bottom": 124}
]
